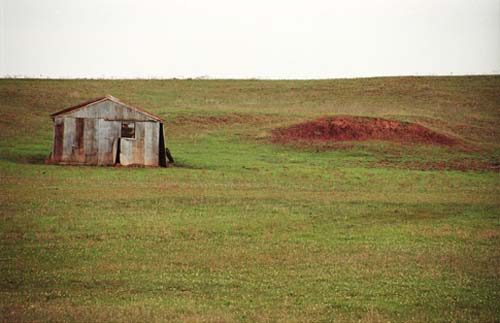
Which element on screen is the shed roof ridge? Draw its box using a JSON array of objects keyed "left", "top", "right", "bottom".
[{"left": 50, "top": 95, "right": 164, "bottom": 122}]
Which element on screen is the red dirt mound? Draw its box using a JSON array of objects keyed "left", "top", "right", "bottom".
[{"left": 272, "top": 116, "right": 458, "bottom": 146}]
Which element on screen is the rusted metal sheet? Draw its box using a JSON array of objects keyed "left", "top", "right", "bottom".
[
  {"left": 49, "top": 118, "right": 65, "bottom": 163},
  {"left": 84, "top": 118, "right": 98, "bottom": 164},
  {"left": 74, "top": 118, "right": 85, "bottom": 163}
]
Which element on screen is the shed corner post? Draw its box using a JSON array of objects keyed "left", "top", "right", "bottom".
[{"left": 158, "top": 122, "right": 167, "bottom": 167}]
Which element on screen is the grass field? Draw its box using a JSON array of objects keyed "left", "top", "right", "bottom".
[{"left": 0, "top": 76, "right": 499, "bottom": 322}]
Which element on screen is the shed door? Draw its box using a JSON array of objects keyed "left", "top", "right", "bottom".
[{"left": 118, "top": 122, "right": 136, "bottom": 166}]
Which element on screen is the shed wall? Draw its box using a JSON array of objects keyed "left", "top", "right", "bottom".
[{"left": 49, "top": 117, "right": 163, "bottom": 167}]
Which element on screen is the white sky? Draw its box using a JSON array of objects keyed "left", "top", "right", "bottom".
[{"left": 0, "top": 0, "right": 499, "bottom": 79}]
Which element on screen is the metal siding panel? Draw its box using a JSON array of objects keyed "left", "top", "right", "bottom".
[
  {"left": 74, "top": 118, "right": 85, "bottom": 163},
  {"left": 110, "top": 101, "right": 127, "bottom": 120},
  {"left": 96, "top": 119, "right": 107, "bottom": 165},
  {"left": 84, "top": 119, "right": 98, "bottom": 164},
  {"left": 107, "top": 101, "right": 122, "bottom": 120},
  {"left": 97, "top": 120, "right": 120, "bottom": 165},
  {"left": 62, "top": 118, "right": 75, "bottom": 162},
  {"left": 144, "top": 122, "right": 159, "bottom": 166},
  {"left": 143, "top": 122, "right": 152, "bottom": 165},
  {"left": 68, "top": 100, "right": 154, "bottom": 121},
  {"left": 109, "top": 121, "right": 122, "bottom": 164},
  {"left": 71, "top": 101, "right": 103, "bottom": 118},
  {"left": 151, "top": 122, "right": 159, "bottom": 166},
  {"left": 51, "top": 118, "right": 64, "bottom": 163},
  {"left": 133, "top": 122, "right": 145, "bottom": 165}
]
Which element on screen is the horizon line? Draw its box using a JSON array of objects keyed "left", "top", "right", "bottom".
[{"left": 1, "top": 72, "right": 499, "bottom": 82}]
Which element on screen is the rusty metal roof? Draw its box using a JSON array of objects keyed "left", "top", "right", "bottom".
[{"left": 50, "top": 95, "right": 164, "bottom": 121}]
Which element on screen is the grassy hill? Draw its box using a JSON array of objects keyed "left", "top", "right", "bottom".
[{"left": 0, "top": 76, "right": 499, "bottom": 322}]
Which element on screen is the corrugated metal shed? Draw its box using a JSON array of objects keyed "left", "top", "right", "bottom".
[{"left": 47, "top": 95, "right": 167, "bottom": 167}]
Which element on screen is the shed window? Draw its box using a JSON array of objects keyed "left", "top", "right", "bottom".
[{"left": 121, "top": 122, "right": 135, "bottom": 138}]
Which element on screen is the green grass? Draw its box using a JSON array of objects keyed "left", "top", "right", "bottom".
[{"left": 0, "top": 76, "right": 499, "bottom": 322}]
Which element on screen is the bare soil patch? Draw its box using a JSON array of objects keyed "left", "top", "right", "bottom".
[{"left": 272, "top": 116, "right": 459, "bottom": 146}]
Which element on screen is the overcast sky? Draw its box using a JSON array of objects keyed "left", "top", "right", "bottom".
[{"left": 0, "top": 0, "right": 499, "bottom": 79}]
